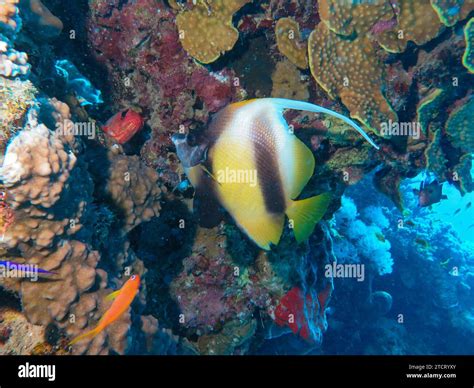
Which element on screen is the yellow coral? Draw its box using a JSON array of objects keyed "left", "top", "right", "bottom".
[
  {"left": 319, "top": 0, "right": 393, "bottom": 36},
  {"left": 376, "top": 0, "right": 443, "bottom": 53},
  {"left": 445, "top": 97, "right": 474, "bottom": 153},
  {"left": 0, "top": 0, "right": 19, "bottom": 30},
  {"left": 275, "top": 17, "right": 308, "bottom": 69},
  {"left": 271, "top": 59, "right": 309, "bottom": 100},
  {"left": 176, "top": 0, "right": 250, "bottom": 64},
  {"left": 308, "top": 22, "right": 397, "bottom": 134}
]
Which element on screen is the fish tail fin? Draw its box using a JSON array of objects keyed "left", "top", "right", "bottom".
[
  {"left": 266, "top": 98, "right": 380, "bottom": 150},
  {"left": 286, "top": 193, "right": 331, "bottom": 243},
  {"left": 68, "top": 326, "right": 101, "bottom": 346}
]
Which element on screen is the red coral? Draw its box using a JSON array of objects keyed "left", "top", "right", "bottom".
[{"left": 274, "top": 284, "right": 332, "bottom": 341}]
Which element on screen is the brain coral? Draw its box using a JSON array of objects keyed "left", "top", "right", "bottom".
[
  {"left": 275, "top": 17, "right": 308, "bottom": 69},
  {"left": 308, "top": 22, "right": 397, "bottom": 134},
  {"left": 176, "top": 0, "right": 251, "bottom": 64}
]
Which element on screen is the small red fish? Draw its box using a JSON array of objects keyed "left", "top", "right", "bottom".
[
  {"left": 413, "top": 179, "right": 447, "bottom": 207},
  {"left": 102, "top": 109, "right": 144, "bottom": 144}
]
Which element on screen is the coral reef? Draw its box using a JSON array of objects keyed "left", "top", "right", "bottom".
[
  {"left": 176, "top": 0, "right": 251, "bottom": 64},
  {"left": 463, "top": 17, "right": 474, "bottom": 73},
  {"left": 275, "top": 17, "right": 308, "bottom": 69}
]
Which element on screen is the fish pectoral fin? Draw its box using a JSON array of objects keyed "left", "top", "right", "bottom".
[
  {"left": 237, "top": 214, "right": 285, "bottom": 251},
  {"left": 68, "top": 326, "right": 101, "bottom": 346},
  {"left": 104, "top": 290, "right": 121, "bottom": 302},
  {"left": 286, "top": 193, "right": 331, "bottom": 243}
]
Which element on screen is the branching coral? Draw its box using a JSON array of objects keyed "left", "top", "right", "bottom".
[
  {"left": 176, "top": 0, "right": 251, "bottom": 64},
  {"left": 275, "top": 17, "right": 308, "bottom": 69}
]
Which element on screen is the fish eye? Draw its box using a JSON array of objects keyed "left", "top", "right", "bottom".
[{"left": 131, "top": 275, "right": 136, "bottom": 280}]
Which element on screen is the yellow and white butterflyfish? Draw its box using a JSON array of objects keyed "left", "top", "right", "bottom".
[{"left": 172, "top": 98, "right": 379, "bottom": 250}]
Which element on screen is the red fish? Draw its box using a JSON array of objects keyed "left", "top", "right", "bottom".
[
  {"left": 413, "top": 179, "right": 447, "bottom": 207},
  {"left": 102, "top": 109, "right": 144, "bottom": 144}
]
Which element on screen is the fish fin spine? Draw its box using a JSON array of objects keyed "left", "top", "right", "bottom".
[{"left": 286, "top": 193, "right": 331, "bottom": 243}]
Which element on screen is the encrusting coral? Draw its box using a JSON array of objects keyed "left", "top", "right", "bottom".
[
  {"left": 176, "top": 0, "right": 251, "bottom": 64},
  {"left": 308, "top": 22, "right": 397, "bottom": 134},
  {"left": 431, "top": 0, "right": 474, "bottom": 27},
  {"left": 463, "top": 18, "right": 474, "bottom": 73},
  {"left": 275, "top": 17, "right": 308, "bottom": 69},
  {"left": 271, "top": 59, "right": 309, "bottom": 100},
  {"left": 445, "top": 97, "right": 474, "bottom": 153}
]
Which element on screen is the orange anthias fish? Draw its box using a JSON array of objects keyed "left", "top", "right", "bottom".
[
  {"left": 69, "top": 274, "right": 140, "bottom": 346},
  {"left": 102, "top": 109, "right": 144, "bottom": 144}
]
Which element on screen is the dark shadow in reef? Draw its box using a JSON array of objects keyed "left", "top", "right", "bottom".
[
  {"left": 128, "top": 198, "right": 196, "bottom": 331},
  {"left": 0, "top": 286, "right": 22, "bottom": 311}
]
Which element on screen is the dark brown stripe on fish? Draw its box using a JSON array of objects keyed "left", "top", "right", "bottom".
[{"left": 252, "top": 121, "right": 286, "bottom": 215}]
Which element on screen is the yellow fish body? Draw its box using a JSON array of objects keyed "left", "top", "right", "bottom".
[{"left": 173, "top": 98, "right": 378, "bottom": 250}]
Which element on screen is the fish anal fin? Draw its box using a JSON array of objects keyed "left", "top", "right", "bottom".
[
  {"left": 286, "top": 193, "right": 331, "bottom": 243},
  {"left": 105, "top": 290, "right": 121, "bottom": 302},
  {"left": 68, "top": 326, "right": 101, "bottom": 346}
]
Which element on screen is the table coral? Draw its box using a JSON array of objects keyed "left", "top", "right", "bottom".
[
  {"left": 275, "top": 17, "right": 308, "bottom": 69},
  {"left": 308, "top": 22, "right": 397, "bottom": 134},
  {"left": 176, "top": 0, "right": 251, "bottom": 64},
  {"left": 463, "top": 17, "right": 474, "bottom": 73}
]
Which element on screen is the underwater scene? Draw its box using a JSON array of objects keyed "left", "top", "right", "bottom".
[{"left": 0, "top": 0, "right": 473, "bottom": 359}]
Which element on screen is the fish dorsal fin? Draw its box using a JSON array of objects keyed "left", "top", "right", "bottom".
[
  {"left": 105, "top": 290, "right": 121, "bottom": 302},
  {"left": 264, "top": 98, "right": 380, "bottom": 150}
]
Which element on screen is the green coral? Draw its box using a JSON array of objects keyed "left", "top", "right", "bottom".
[
  {"left": 431, "top": 0, "right": 473, "bottom": 27},
  {"left": 463, "top": 18, "right": 474, "bottom": 73},
  {"left": 425, "top": 127, "right": 448, "bottom": 179},
  {"left": 445, "top": 97, "right": 474, "bottom": 153},
  {"left": 416, "top": 89, "right": 447, "bottom": 134},
  {"left": 453, "top": 153, "right": 473, "bottom": 194}
]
